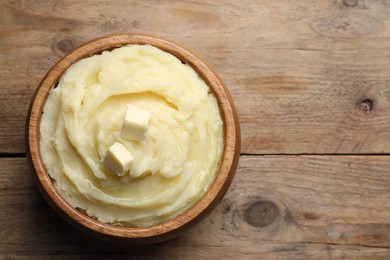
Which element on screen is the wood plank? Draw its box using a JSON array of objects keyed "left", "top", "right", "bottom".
[
  {"left": 1, "top": 156, "right": 390, "bottom": 258},
  {"left": 1, "top": 0, "right": 390, "bottom": 154}
]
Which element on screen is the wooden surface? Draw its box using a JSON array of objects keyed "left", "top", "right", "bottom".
[{"left": 1, "top": 0, "right": 390, "bottom": 258}]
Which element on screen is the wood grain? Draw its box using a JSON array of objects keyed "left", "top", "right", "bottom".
[
  {"left": 1, "top": 0, "right": 390, "bottom": 154},
  {"left": 1, "top": 156, "right": 390, "bottom": 258},
  {"left": 2, "top": 0, "right": 390, "bottom": 258}
]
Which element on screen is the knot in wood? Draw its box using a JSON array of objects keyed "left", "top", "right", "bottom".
[
  {"left": 244, "top": 200, "right": 279, "bottom": 228},
  {"left": 56, "top": 39, "right": 74, "bottom": 53},
  {"left": 343, "top": 0, "right": 357, "bottom": 7},
  {"left": 358, "top": 99, "right": 374, "bottom": 115}
]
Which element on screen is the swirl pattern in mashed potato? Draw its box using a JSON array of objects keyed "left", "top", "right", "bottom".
[{"left": 40, "top": 44, "right": 223, "bottom": 226}]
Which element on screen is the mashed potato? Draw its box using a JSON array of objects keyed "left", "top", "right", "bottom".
[{"left": 40, "top": 44, "right": 223, "bottom": 226}]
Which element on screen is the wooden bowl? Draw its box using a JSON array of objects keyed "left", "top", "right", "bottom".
[{"left": 26, "top": 34, "right": 240, "bottom": 244}]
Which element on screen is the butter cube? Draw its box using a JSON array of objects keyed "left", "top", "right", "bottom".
[
  {"left": 101, "top": 142, "right": 133, "bottom": 177},
  {"left": 121, "top": 105, "right": 151, "bottom": 141}
]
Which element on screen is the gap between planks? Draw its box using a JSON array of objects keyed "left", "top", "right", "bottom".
[
  {"left": 2, "top": 153, "right": 390, "bottom": 158},
  {"left": 241, "top": 153, "right": 390, "bottom": 157},
  {"left": 0, "top": 153, "right": 27, "bottom": 158}
]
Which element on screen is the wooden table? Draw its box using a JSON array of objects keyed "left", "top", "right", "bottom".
[{"left": 1, "top": 0, "right": 390, "bottom": 258}]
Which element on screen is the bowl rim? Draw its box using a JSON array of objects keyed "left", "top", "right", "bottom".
[{"left": 26, "top": 33, "right": 240, "bottom": 243}]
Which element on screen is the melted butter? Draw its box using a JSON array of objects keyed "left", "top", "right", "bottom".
[{"left": 40, "top": 44, "right": 223, "bottom": 226}]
